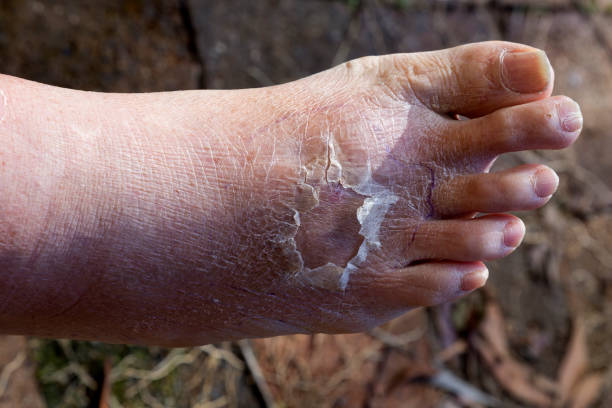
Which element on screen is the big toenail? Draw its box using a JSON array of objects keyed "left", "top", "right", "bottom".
[
  {"left": 533, "top": 168, "right": 559, "bottom": 198},
  {"left": 558, "top": 99, "right": 583, "bottom": 132},
  {"left": 460, "top": 267, "right": 489, "bottom": 292},
  {"left": 500, "top": 50, "right": 551, "bottom": 93},
  {"left": 503, "top": 220, "right": 525, "bottom": 248}
]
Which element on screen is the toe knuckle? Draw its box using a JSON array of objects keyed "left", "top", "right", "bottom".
[
  {"left": 454, "top": 43, "right": 506, "bottom": 92},
  {"left": 399, "top": 53, "right": 458, "bottom": 109}
]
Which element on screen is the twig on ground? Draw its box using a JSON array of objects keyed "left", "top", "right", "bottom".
[
  {"left": 44, "top": 361, "right": 97, "bottom": 390},
  {"left": 238, "top": 340, "right": 276, "bottom": 408},
  {"left": 199, "top": 349, "right": 221, "bottom": 403},
  {"left": 0, "top": 351, "right": 26, "bottom": 399},
  {"left": 429, "top": 368, "right": 499, "bottom": 407},
  {"left": 200, "top": 344, "right": 244, "bottom": 370},
  {"left": 368, "top": 325, "right": 425, "bottom": 348},
  {"left": 435, "top": 340, "right": 467, "bottom": 365},
  {"left": 122, "top": 348, "right": 200, "bottom": 397}
]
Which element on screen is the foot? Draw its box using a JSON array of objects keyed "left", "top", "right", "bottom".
[{"left": 0, "top": 41, "right": 581, "bottom": 346}]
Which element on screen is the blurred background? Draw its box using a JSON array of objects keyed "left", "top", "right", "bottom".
[{"left": 0, "top": 0, "right": 611, "bottom": 407}]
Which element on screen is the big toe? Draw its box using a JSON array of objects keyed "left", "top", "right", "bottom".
[{"left": 389, "top": 41, "right": 554, "bottom": 117}]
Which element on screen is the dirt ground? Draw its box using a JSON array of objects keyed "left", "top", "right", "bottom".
[{"left": 0, "top": 0, "right": 611, "bottom": 407}]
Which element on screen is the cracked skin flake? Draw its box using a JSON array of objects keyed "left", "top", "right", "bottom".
[
  {"left": 289, "top": 128, "right": 402, "bottom": 291},
  {"left": 257, "top": 97, "right": 436, "bottom": 292}
]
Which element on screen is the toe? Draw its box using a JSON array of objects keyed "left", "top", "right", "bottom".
[
  {"left": 407, "top": 214, "right": 525, "bottom": 262},
  {"left": 439, "top": 95, "right": 582, "bottom": 163},
  {"left": 392, "top": 41, "right": 553, "bottom": 117},
  {"left": 358, "top": 261, "right": 489, "bottom": 308},
  {"left": 433, "top": 164, "right": 559, "bottom": 217}
]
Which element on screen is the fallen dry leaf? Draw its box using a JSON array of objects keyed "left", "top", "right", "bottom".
[
  {"left": 479, "top": 302, "right": 508, "bottom": 354},
  {"left": 557, "top": 318, "right": 588, "bottom": 405},
  {"left": 436, "top": 340, "right": 467, "bottom": 364},
  {"left": 0, "top": 336, "right": 44, "bottom": 408},
  {"left": 251, "top": 309, "right": 444, "bottom": 408},
  {"left": 568, "top": 373, "right": 604, "bottom": 408},
  {"left": 473, "top": 302, "right": 557, "bottom": 407},
  {"left": 472, "top": 335, "right": 555, "bottom": 407}
]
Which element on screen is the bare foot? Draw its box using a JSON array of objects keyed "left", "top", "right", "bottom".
[{"left": 0, "top": 41, "right": 581, "bottom": 346}]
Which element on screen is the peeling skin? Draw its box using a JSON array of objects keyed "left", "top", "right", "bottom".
[
  {"left": 283, "top": 106, "right": 415, "bottom": 291},
  {"left": 340, "top": 192, "right": 399, "bottom": 288}
]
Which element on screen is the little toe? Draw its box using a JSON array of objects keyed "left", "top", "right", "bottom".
[
  {"left": 439, "top": 95, "right": 582, "bottom": 163},
  {"left": 407, "top": 214, "right": 525, "bottom": 262},
  {"left": 433, "top": 164, "right": 559, "bottom": 217},
  {"left": 391, "top": 41, "right": 553, "bottom": 117},
  {"left": 359, "top": 261, "right": 489, "bottom": 308}
]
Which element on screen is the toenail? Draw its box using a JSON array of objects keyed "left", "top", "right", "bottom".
[
  {"left": 533, "top": 168, "right": 559, "bottom": 198},
  {"left": 460, "top": 267, "right": 489, "bottom": 292},
  {"left": 500, "top": 50, "right": 551, "bottom": 94},
  {"left": 503, "top": 220, "right": 525, "bottom": 248},
  {"left": 557, "top": 99, "right": 583, "bottom": 132}
]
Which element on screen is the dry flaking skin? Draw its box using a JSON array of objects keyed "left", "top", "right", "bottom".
[{"left": 256, "top": 65, "right": 443, "bottom": 294}]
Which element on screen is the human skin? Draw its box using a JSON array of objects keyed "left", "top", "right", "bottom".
[{"left": 0, "top": 41, "right": 581, "bottom": 346}]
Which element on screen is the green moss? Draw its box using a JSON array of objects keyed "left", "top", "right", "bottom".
[{"left": 31, "top": 339, "right": 156, "bottom": 408}]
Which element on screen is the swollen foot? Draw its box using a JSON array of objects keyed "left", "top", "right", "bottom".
[{"left": 0, "top": 41, "right": 581, "bottom": 346}]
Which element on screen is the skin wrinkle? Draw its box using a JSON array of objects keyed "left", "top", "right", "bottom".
[
  {"left": 408, "top": 222, "right": 422, "bottom": 250},
  {"left": 385, "top": 148, "right": 437, "bottom": 218},
  {"left": 185, "top": 137, "right": 205, "bottom": 202},
  {"left": 425, "top": 165, "right": 436, "bottom": 218}
]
